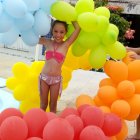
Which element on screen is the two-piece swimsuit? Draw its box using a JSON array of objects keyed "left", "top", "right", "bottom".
[{"left": 39, "top": 45, "right": 65, "bottom": 95}]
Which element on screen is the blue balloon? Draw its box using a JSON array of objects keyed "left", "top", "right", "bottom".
[
  {"left": 15, "top": 12, "right": 34, "bottom": 31},
  {"left": 33, "top": 10, "right": 51, "bottom": 36},
  {"left": 0, "top": 12, "right": 13, "bottom": 33},
  {"left": 21, "top": 29, "right": 39, "bottom": 46},
  {"left": 23, "top": 0, "right": 40, "bottom": 12},
  {"left": 2, "top": 26, "right": 19, "bottom": 45},
  {"left": 3, "top": 0, "right": 27, "bottom": 18},
  {"left": 40, "top": 0, "right": 56, "bottom": 14},
  {"left": 0, "top": 2, "right": 3, "bottom": 16}
]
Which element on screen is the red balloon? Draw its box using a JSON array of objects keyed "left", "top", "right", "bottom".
[
  {"left": 43, "top": 118, "right": 74, "bottom": 140},
  {"left": 26, "top": 137, "right": 43, "bottom": 140},
  {"left": 81, "top": 106, "right": 104, "bottom": 127},
  {"left": 23, "top": 108, "right": 48, "bottom": 137},
  {"left": 59, "top": 107, "right": 79, "bottom": 118},
  {"left": 102, "top": 113, "right": 122, "bottom": 136},
  {"left": 77, "top": 104, "right": 90, "bottom": 116},
  {"left": 0, "top": 116, "right": 28, "bottom": 140},
  {"left": 46, "top": 112, "right": 58, "bottom": 121},
  {"left": 0, "top": 108, "right": 23, "bottom": 125},
  {"left": 65, "top": 115, "right": 84, "bottom": 140},
  {"left": 79, "top": 125, "right": 106, "bottom": 140}
]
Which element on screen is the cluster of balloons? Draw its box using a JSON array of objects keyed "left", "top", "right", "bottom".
[
  {"left": 76, "top": 59, "right": 140, "bottom": 122},
  {"left": 0, "top": 107, "right": 123, "bottom": 140},
  {"left": 6, "top": 61, "right": 73, "bottom": 113},
  {"left": 0, "top": 0, "right": 56, "bottom": 46},
  {"left": 51, "top": 0, "right": 127, "bottom": 69}
]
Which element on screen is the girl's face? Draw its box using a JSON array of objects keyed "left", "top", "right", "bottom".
[{"left": 52, "top": 23, "right": 67, "bottom": 43}]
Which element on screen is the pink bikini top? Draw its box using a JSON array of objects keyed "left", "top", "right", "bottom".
[{"left": 45, "top": 46, "right": 65, "bottom": 63}]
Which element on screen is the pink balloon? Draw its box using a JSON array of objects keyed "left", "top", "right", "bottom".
[
  {"left": 0, "top": 116, "right": 28, "bottom": 140},
  {"left": 26, "top": 137, "right": 43, "bottom": 140},
  {"left": 59, "top": 107, "right": 79, "bottom": 118},
  {"left": 46, "top": 112, "right": 58, "bottom": 121},
  {"left": 65, "top": 115, "right": 84, "bottom": 140},
  {"left": 23, "top": 108, "right": 48, "bottom": 137},
  {"left": 81, "top": 106, "right": 104, "bottom": 127},
  {"left": 102, "top": 113, "right": 122, "bottom": 136},
  {"left": 0, "top": 108, "right": 23, "bottom": 125},
  {"left": 43, "top": 118, "right": 74, "bottom": 140},
  {"left": 77, "top": 104, "right": 90, "bottom": 116},
  {"left": 79, "top": 125, "right": 106, "bottom": 140}
]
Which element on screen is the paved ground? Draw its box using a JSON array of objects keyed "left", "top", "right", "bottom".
[{"left": 0, "top": 44, "right": 136, "bottom": 137}]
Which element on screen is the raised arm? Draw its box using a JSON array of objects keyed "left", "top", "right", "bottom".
[
  {"left": 126, "top": 46, "right": 140, "bottom": 55},
  {"left": 65, "top": 21, "right": 81, "bottom": 47}
]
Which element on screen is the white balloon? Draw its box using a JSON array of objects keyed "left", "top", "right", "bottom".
[
  {"left": 0, "top": 13, "right": 13, "bottom": 33},
  {"left": 23, "top": 0, "right": 40, "bottom": 12},
  {"left": 21, "top": 29, "right": 39, "bottom": 46},
  {"left": 33, "top": 10, "right": 51, "bottom": 36},
  {"left": 15, "top": 12, "right": 34, "bottom": 31},
  {"left": 3, "top": 0, "right": 27, "bottom": 18}
]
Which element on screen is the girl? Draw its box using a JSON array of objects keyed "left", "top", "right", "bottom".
[{"left": 39, "top": 20, "right": 81, "bottom": 113}]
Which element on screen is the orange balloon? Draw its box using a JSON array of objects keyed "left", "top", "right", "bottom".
[
  {"left": 97, "top": 85, "right": 118, "bottom": 106},
  {"left": 75, "top": 94, "right": 94, "bottom": 108},
  {"left": 117, "top": 80, "right": 135, "bottom": 99},
  {"left": 125, "top": 113, "right": 139, "bottom": 121},
  {"left": 104, "top": 60, "right": 128, "bottom": 84},
  {"left": 132, "top": 79, "right": 140, "bottom": 94},
  {"left": 128, "top": 60, "right": 140, "bottom": 80},
  {"left": 99, "top": 78, "right": 116, "bottom": 87},
  {"left": 111, "top": 100, "right": 130, "bottom": 118},
  {"left": 126, "top": 94, "right": 140, "bottom": 114},
  {"left": 116, "top": 120, "right": 128, "bottom": 140},
  {"left": 99, "top": 106, "right": 111, "bottom": 113},
  {"left": 93, "top": 95, "right": 105, "bottom": 106},
  {"left": 122, "top": 51, "right": 137, "bottom": 64}
]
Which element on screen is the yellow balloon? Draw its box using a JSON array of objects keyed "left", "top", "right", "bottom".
[
  {"left": 62, "top": 66, "right": 72, "bottom": 83},
  {"left": 50, "top": 1, "right": 77, "bottom": 22},
  {"left": 94, "top": 7, "right": 110, "bottom": 19},
  {"left": 6, "top": 77, "right": 20, "bottom": 90},
  {"left": 75, "top": 0, "right": 94, "bottom": 15},
  {"left": 12, "top": 62, "right": 29, "bottom": 79},
  {"left": 77, "top": 12, "right": 98, "bottom": 32},
  {"left": 109, "top": 23, "right": 119, "bottom": 36}
]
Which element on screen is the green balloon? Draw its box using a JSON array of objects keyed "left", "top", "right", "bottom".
[{"left": 89, "top": 45, "right": 107, "bottom": 69}]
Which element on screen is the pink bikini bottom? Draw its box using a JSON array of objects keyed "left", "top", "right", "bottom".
[{"left": 39, "top": 73, "right": 62, "bottom": 96}]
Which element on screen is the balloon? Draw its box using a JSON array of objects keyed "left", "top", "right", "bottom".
[
  {"left": 122, "top": 51, "right": 137, "bottom": 64},
  {"left": 77, "top": 104, "right": 90, "bottom": 115},
  {"left": 109, "top": 24, "right": 119, "bottom": 36},
  {"left": 21, "top": 29, "right": 39, "bottom": 46},
  {"left": 81, "top": 106, "right": 104, "bottom": 127},
  {"left": 59, "top": 107, "right": 79, "bottom": 118},
  {"left": 77, "top": 31, "right": 100, "bottom": 49},
  {"left": 106, "top": 41, "right": 126, "bottom": 60},
  {"left": 99, "top": 106, "right": 111, "bottom": 113},
  {"left": 0, "top": 108, "right": 23, "bottom": 125},
  {"left": 43, "top": 118, "right": 74, "bottom": 140},
  {"left": 77, "top": 12, "right": 98, "bottom": 32},
  {"left": 3, "top": 0, "right": 27, "bottom": 18},
  {"left": 1, "top": 26, "right": 19, "bottom": 45},
  {"left": 75, "top": 0, "right": 94, "bottom": 15},
  {"left": 125, "top": 113, "right": 139, "bottom": 121},
  {"left": 0, "top": 13, "right": 13, "bottom": 33},
  {"left": 27, "top": 137, "right": 43, "bottom": 140},
  {"left": 76, "top": 95, "right": 93, "bottom": 108},
  {"left": 99, "top": 78, "right": 116, "bottom": 87},
  {"left": 132, "top": 79, "right": 140, "bottom": 93},
  {"left": 94, "top": 7, "right": 110, "bottom": 19},
  {"left": 40, "top": 0, "right": 56, "bottom": 14},
  {"left": 97, "top": 85, "right": 118, "bottom": 106},
  {"left": 102, "top": 113, "right": 122, "bottom": 136},
  {"left": 23, "top": 0, "right": 40, "bottom": 12},
  {"left": 23, "top": 108, "right": 48, "bottom": 137},
  {"left": 79, "top": 125, "right": 106, "bottom": 140},
  {"left": 128, "top": 60, "right": 140, "bottom": 80},
  {"left": 111, "top": 100, "right": 130, "bottom": 118},
  {"left": 117, "top": 80, "right": 135, "bottom": 99},
  {"left": 93, "top": 95, "right": 105, "bottom": 106},
  {"left": 16, "top": 12, "right": 34, "bottom": 31},
  {"left": 46, "top": 112, "right": 58, "bottom": 121},
  {"left": 33, "top": 10, "right": 51, "bottom": 36},
  {"left": 65, "top": 115, "right": 84, "bottom": 140},
  {"left": 0, "top": 2, "right": 3, "bottom": 16},
  {"left": 0, "top": 116, "right": 28, "bottom": 140},
  {"left": 89, "top": 45, "right": 107, "bottom": 69},
  {"left": 51, "top": 1, "right": 77, "bottom": 22}
]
